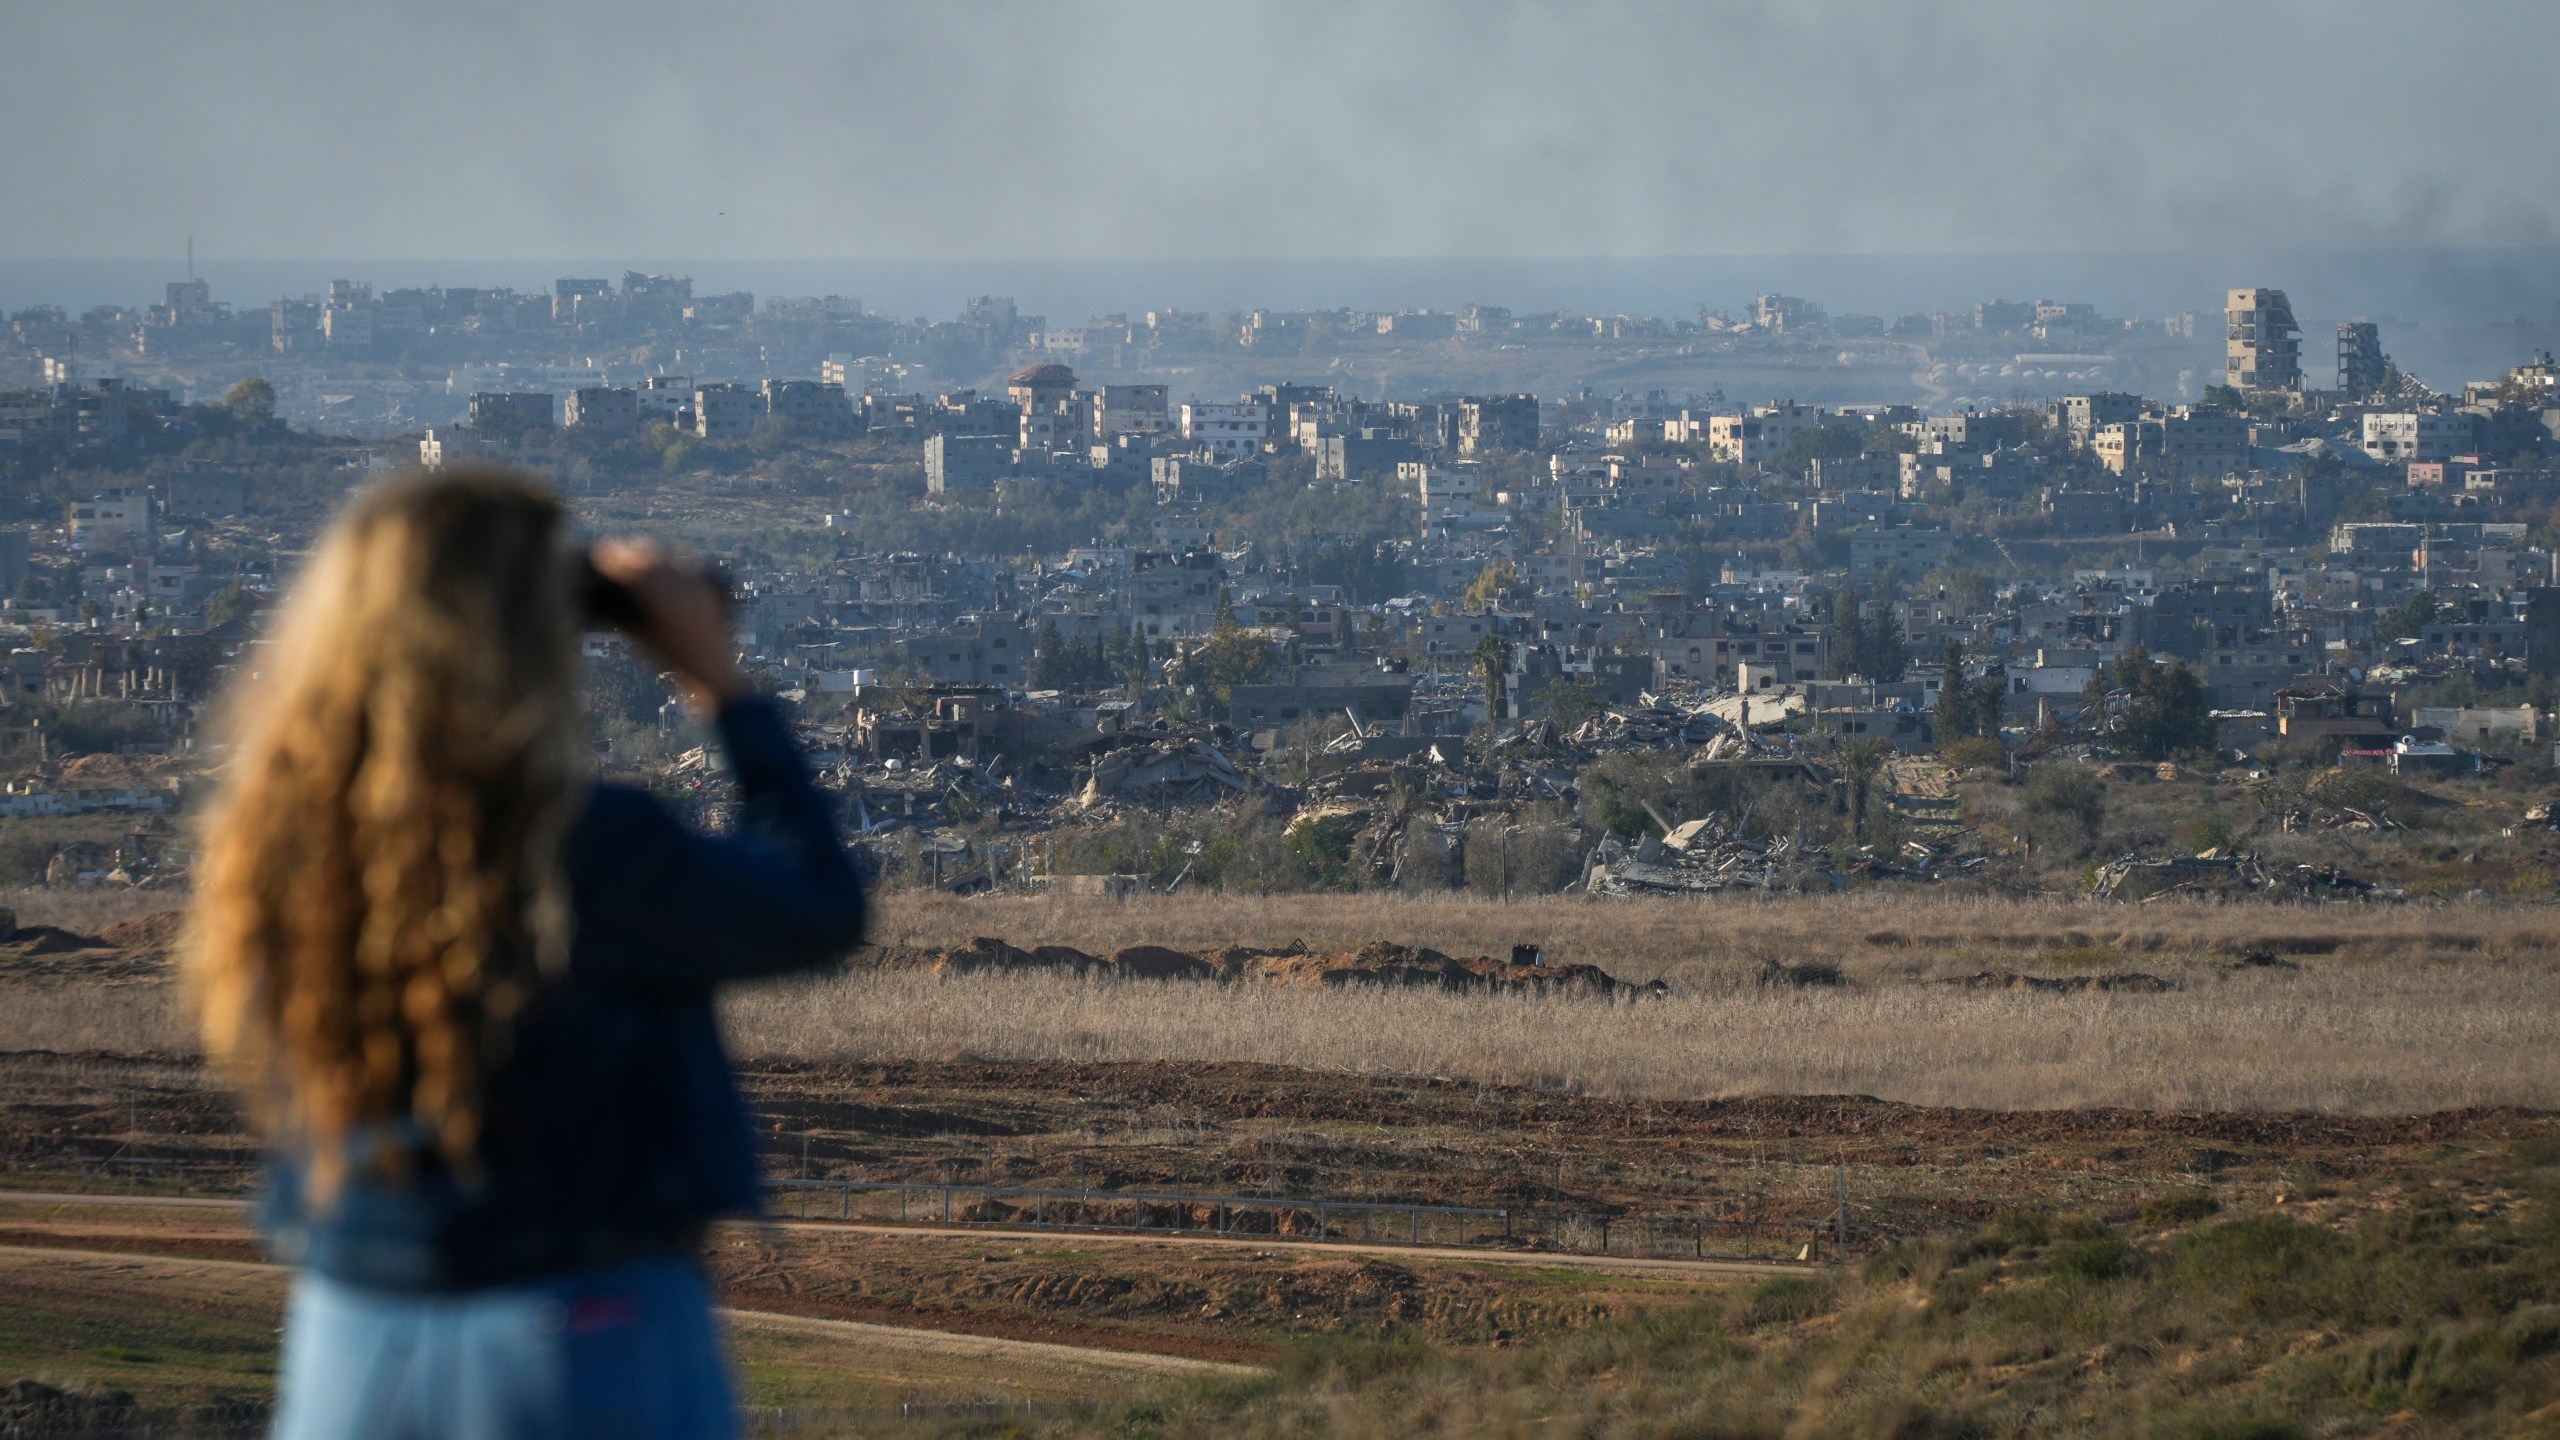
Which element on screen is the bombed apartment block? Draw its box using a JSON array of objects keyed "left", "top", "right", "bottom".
[{"left": 2226, "top": 287, "right": 2303, "bottom": 393}]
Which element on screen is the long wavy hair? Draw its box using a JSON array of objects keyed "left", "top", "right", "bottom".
[{"left": 190, "top": 468, "right": 587, "bottom": 1200}]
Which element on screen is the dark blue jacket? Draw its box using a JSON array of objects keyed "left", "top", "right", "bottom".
[{"left": 263, "top": 697, "right": 866, "bottom": 1291}]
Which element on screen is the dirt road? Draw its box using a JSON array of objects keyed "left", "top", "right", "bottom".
[
  {"left": 0, "top": 1241, "right": 1260, "bottom": 1397},
  {"left": 0, "top": 1188, "right": 1802, "bottom": 1282}
]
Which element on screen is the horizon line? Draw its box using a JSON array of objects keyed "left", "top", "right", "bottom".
[{"left": 9, "top": 244, "right": 2560, "bottom": 265}]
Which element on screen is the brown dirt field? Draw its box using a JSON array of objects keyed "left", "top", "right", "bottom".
[{"left": 8, "top": 1050, "right": 2554, "bottom": 1237}]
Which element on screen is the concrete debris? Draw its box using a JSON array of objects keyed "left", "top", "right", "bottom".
[
  {"left": 2089, "top": 853, "right": 2402, "bottom": 902},
  {"left": 1580, "top": 825, "right": 1843, "bottom": 896},
  {"left": 1078, "top": 739, "right": 1257, "bottom": 808}
]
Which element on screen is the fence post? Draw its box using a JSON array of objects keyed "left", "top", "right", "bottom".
[
  {"left": 1834, "top": 1162, "right": 1847, "bottom": 1266},
  {"left": 1411, "top": 1207, "right": 1420, "bottom": 1246}
]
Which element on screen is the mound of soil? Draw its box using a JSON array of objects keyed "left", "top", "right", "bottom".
[
  {"left": 1946, "top": 970, "right": 2179, "bottom": 994},
  {"left": 1231, "top": 940, "right": 1631, "bottom": 995},
  {"left": 96, "top": 911, "right": 185, "bottom": 956},
  {"left": 1108, "top": 945, "right": 1222, "bottom": 981},
  {"left": 932, "top": 937, "right": 1637, "bottom": 995},
  {"left": 4, "top": 926, "right": 108, "bottom": 957}
]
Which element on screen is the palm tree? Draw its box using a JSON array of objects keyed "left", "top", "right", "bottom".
[
  {"left": 1472, "top": 633, "right": 1516, "bottom": 723},
  {"left": 1841, "top": 737, "right": 1888, "bottom": 842}
]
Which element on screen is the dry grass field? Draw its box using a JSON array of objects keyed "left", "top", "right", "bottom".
[
  {"left": 723, "top": 959, "right": 2560, "bottom": 1115},
  {"left": 864, "top": 887, "right": 2560, "bottom": 982},
  {"left": 6, "top": 887, "right": 2558, "bottom": 1115}
]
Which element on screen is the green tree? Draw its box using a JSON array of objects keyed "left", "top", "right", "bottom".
[
  {"left": 1935, "top": 641, "right": 1972, "bottom": 749},
  {"left": 1922, "top": 562, "right": 1997, "bottom": 616},
  {"left": 1281, "top": 815, "right": 1359, "bottom": 889},
  {"left": 2110, "top": 646, "right": 2213, "bottom": 759},
  {"left": 2378, "top": 590, "right": 2441, "bottom": 645},
  {"left": 1117, "top": 624, "right": 1153, "bottom": 689},
  {"left": 222, "top": 376, "right": 277, "bottom": 427},
  {"left": 1473, "top": 632, "right": 1516, "bottom": 722},
  {"left": 1464, "top": 562, "right": 1517, "bottom": 611},
  {"left": 1974, "top": 665, "right": 2007, "bottom": 741},
  {"left": 1831, "top": 588, "right": 1908, "bottom": 682},
  {"left": 1032, "top": 620, "right": 1069, "bottom": 688},
  {"left": 203, "top": 581, "right": 253, "bottom": 628},
  {"left": 1527, "top": 677, "right": 1602, "bottom": 729},
  {"left": 1840, "top": 737, "right": 1888, "bottom": 842},
  {"left": 1778, "top": 424, "right": 1866, "bottom": 476},
  {"left": 1172, "top": 627, "right": 1279, "bottom": 710}
]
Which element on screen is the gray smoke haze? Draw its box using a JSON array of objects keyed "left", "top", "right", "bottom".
[{"left": 4, "top": 0, "right": 2554, "bottom": 261}]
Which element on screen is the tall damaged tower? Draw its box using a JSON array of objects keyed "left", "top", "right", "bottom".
[
  {"left": 2225, "top": 287, "right": 2302, "bottom": 393},
  {"left": 2337, "top": 321, "right": 2388, "bottom": 399}
]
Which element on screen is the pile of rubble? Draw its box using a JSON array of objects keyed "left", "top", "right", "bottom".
[
  {"left": 1579, "top": 814, "right": 1842, "bottom": 896},
  {"left": 2089, "top": 853, "right": 2402, "bottom": 902},
  {"left": 932, "top": 936, "right": 1646, "bottom": 996},
  {"left": 1076, "top": 737, "right": 1265, "bottom": 809}
]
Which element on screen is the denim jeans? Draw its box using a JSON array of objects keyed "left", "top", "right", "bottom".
[{"left": 271, "top": 1257, "right": 736, "bottom": 1440}]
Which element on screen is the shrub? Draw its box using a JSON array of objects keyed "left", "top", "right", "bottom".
[
  {"left": 1941, "top": 735, "right": 2006, "bottom": 772},
  {"left": 2170, "top": 1214, "right": 2346, "bottom": 1320},
  {"left": 1281, "top": 816, "right": 1358, "bottom": 890},
  {"left": 2022, "top": 764, "right": 2107, "bottom": 856},
  {"left": 2048, "top": 1231, "right": 2134, "bottom": 1283},
  {"left": 2141, "top": 1190, "right": 2224, "bottom": 1227}
]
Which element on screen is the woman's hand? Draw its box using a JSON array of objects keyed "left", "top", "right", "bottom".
[{"left": 589, "top": 539, "right": 751, "bottom": 713}]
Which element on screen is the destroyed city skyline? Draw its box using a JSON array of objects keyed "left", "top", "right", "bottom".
[{"left": 10, "top": 5, "right": 2560, "bottom": 1434}]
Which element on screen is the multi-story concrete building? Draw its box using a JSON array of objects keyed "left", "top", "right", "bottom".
[
  {"left": 1313, "top": 430, "right": 1421, "bottom": 481},
  {"left": 467, "top": 391, "right": 555, "bottom": 434},
  {"left": 761, "top": 379, "right": 857, "bottom": 438},
  {"left": 1456, "top": 394, "right": 1540, "bottom": 455},
  {"left": 692, "top": 383, "right": 761, "bottom": 440},
  {"left": 926, "top": 433, "right": 1012, "bottom": 493},
  {"left": 564, "top": 386, "right": 640, "bottom": 430},
  {"left": 2361, "top": 410, "right": 2472, "bottom": 465},
  {"left": 2226, "top": 287, "right": 2303, "bottom": 393},
  {"left": 2337, "top": 321, "right": 2388, "bottom": 399},
  {"left": 1848, "top": 526, "right": 1955, "bottom": 580},
  {"left": 1180, "top": 399, "right": 1269, "bottom": 458},
  {"left": 1708, "top": 402, "right": 1826, "bottom": 466},
  {"left": 1096, "top": 384, "right": 1171, "bottom": 438},
  {"left": 68, "top": 489, "right": 156, "bottom": 547},
  {"left": 2057, "top": 392, "right": 2141, "bottom": 447},
  {"left": 2091, "top": 407, "right": 2248, "bottom": 478},
  {"left": 632, "top": 376, "right": 694, "bottom": 425}
]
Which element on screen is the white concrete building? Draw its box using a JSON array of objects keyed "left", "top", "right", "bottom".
[
  {"left": 2361, "top": 410, "right": 2472, "bottom": 465},
  {"left": 1180, "top": 399, "right": 1269, "bottom": 458}
]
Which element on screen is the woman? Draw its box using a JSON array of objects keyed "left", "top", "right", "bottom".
[{"left": 189, "top": 469, "right": 865, "bottom": 1439}]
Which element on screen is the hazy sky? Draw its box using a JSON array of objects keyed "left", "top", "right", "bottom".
[{"left": 7, "top": 0, "right": 2555, "bottom": 261}]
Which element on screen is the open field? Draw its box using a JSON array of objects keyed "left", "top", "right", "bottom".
[
  {"left": 8, "top": 944, "right": 2556, "bottom": 1115},
  {"left": 1, "top": 1052, "right": 2556, "bottom": 1436},
  {"left": 3, "top": 889, "right": 2558, "bottom": 1432},
  {"left": 10, "top": 889, "right": 2560, "bottom": 1114},
  {"left": 864, "top": 887, "right": 2560, "bottom": 982},
  {"left": 0, "top": 1241, "right": 1245, "bottom": 1432}
]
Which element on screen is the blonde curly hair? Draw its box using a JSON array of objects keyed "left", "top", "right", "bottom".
[{"left": 190, "top": 468, "right": 587, "bottom": 1201}]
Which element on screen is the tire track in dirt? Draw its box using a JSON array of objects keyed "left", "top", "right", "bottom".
[{"left": 0, "top": 1238, "right": 1266, "bottom": 1375}]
